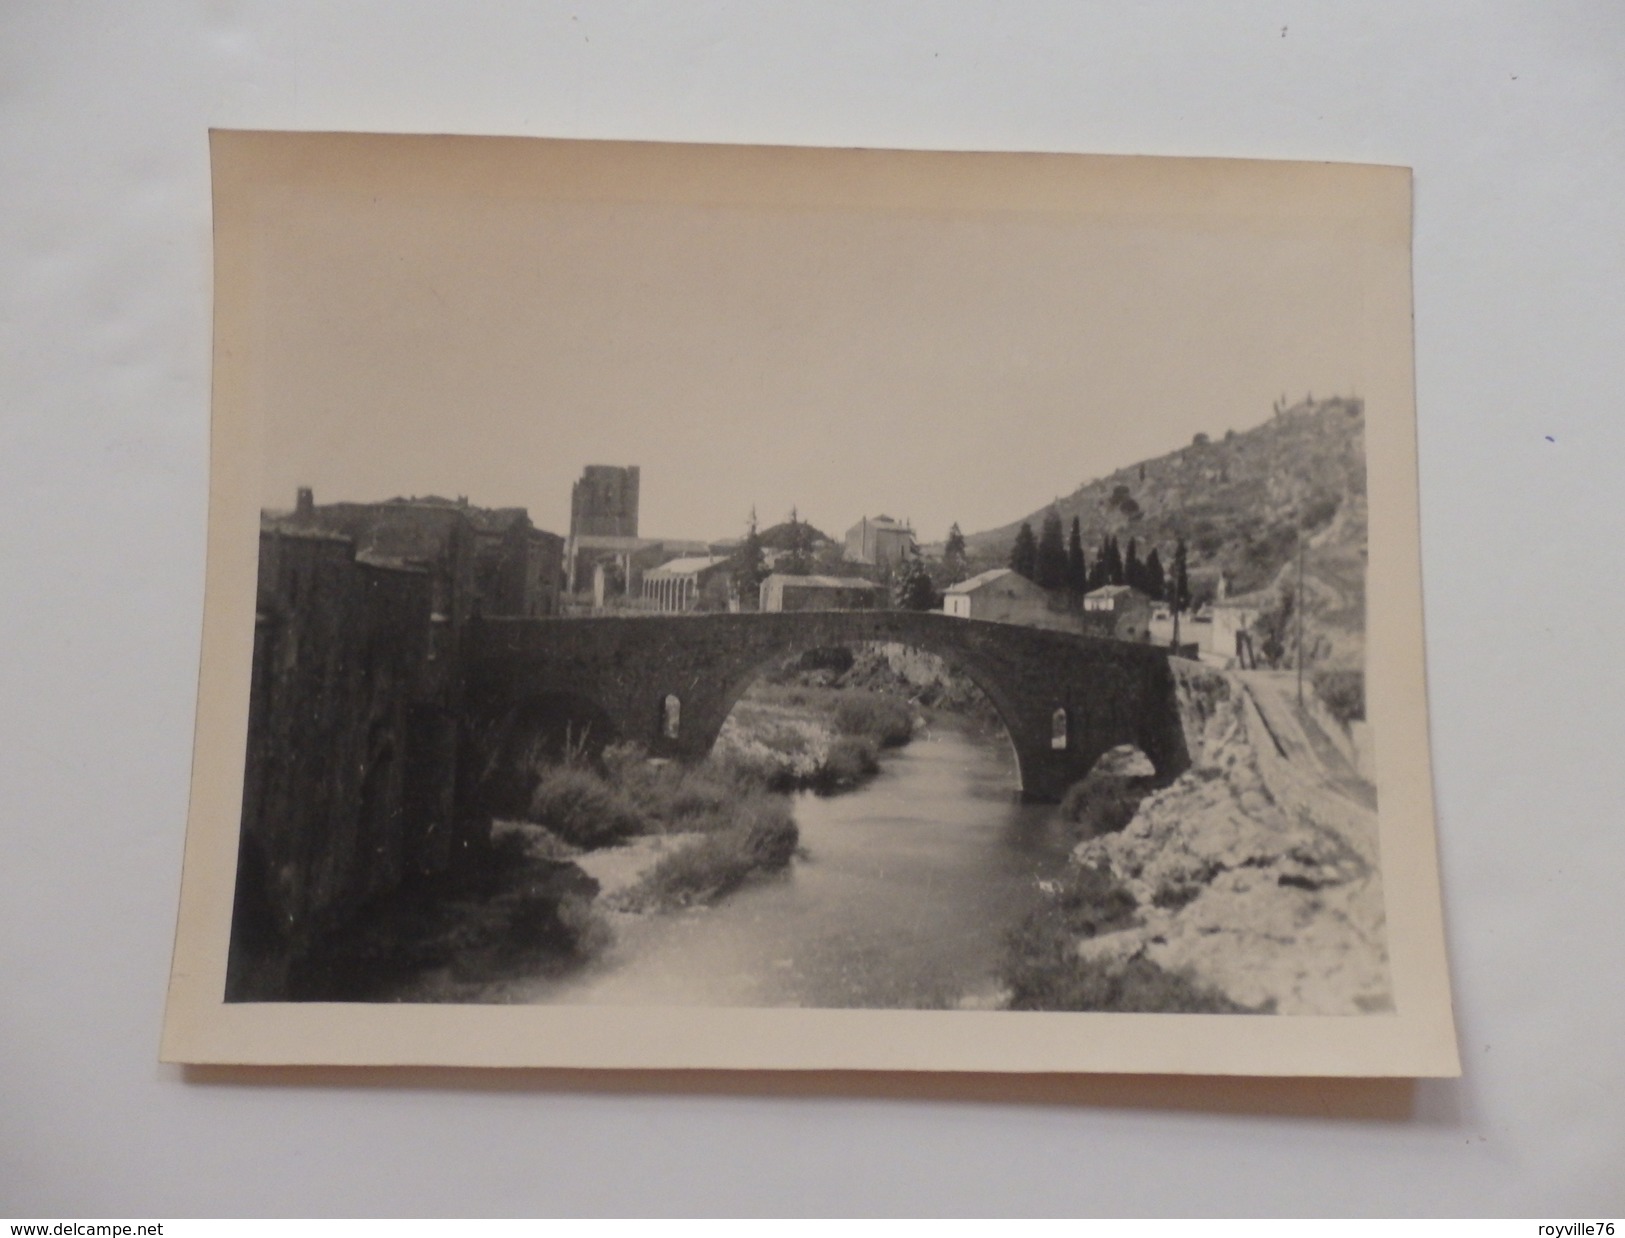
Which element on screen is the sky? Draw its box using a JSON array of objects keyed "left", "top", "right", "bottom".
[{"left": 250, "top": 140, "right": 1388, "bottom": 545}]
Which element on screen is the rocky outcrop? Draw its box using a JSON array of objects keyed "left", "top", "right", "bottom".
[{"left": 1067, "top": 661, "right": 1391, "bottom": 1015}]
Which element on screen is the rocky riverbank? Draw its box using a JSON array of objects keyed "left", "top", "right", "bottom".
[{"left": 1004, "top": 660, "right": 1391, "bottom": 1015}]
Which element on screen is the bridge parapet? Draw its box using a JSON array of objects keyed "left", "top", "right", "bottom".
[{"left": 466, "top": 610, "right": 1189, "bottom": 801}]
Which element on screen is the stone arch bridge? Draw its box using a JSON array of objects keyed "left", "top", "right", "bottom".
[{"left": 465, "top": 611, "right": 1190, "bottom": 802}]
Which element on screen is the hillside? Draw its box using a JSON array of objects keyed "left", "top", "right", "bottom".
[{"left": 965, "top": 396, "right": 1369, "bottom": 667}]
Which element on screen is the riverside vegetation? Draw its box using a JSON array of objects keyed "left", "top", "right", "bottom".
[
  {"left": 998, "top": 737, "right": 1256, "bottom": 1014},
  {"left": 521, "top": 745, "right": 801, "bottom": 911},
  {"left": 480, "top": 658, "right": 932, "bottom": 956},
  {"left": 996, "top": 661, "right": 1387, "bottom": 1015},
  {"left": 307, "top": 644, "right": 981, "bottom": 1001},
  {"left": 299, "top": 627, "right": 1379, "bottom": 1012},
  {"left": 519, "top": 678, "right": 919, "bottom": 908}
]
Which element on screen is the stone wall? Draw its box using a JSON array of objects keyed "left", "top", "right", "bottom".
[
  {"left": 227, "top": 527, "right": 478, "bottom": 1000},
  {"left": 473, "top": 520, "right": 563, "bottom": 617},
  {"left": 466, "top": 611, "right": 1190, "bottom": 802}
]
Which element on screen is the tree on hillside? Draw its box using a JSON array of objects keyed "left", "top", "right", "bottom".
[
  {"left": 777, "top": 506, "right": 814, "bottom": 576},
  {"left": 895, "top": 559, "right": 938, "bottom": 611},
  {"left": 1144, "top": 547, "right": 1166, "bottom": 602},
  {"left": 1124, "top": 537, "right": 1143, "bottom": 592},
  {"left": 1009, "top": 522, "right": 1038, "bottom": 581},
  {"left": 733, "top": 509, "right": 767, "bottom": 609},
  {"left": 943, "top": 522, "right": 968, "bottom": 584},
  {"left": 1255, "top": 581, "right": 1296, "bottom": 668},
  {"left": 1066, "top": 517, "right": 1087, "bottom": 598},
  {"left": 1035, "top": 509, "right": 1067, "bottom": 590},
  {"left": 1088, "top": 536, "right": 1109, "bottom": 591},
  {"left": 1168, "top": 538, "right": 1190, "bottom": 648},
  {"left": 1105, "top": 535, "right": 1125, "bottom": 587}
]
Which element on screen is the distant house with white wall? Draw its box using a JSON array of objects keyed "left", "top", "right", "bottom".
[
  {"left": 640, "top": 556, "right": 733, "bottom": 612},
  {"left": 1083, "top": 584, "right": 1154, "bottom": 642},
  {"left": 843, "top": 514, "right": 915, "bottom": 571},
  {"left": 759, "top": 573, "right": 884, "bottom": 612},
  {"left": 943, "top": 568, "right": 1077, "bottom": 632}
]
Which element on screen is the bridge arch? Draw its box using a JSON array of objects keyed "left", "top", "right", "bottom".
[
  {"left": 466, "top": 611, "right": 1189, "bottom": 802},
  {"left": 461, "top": 689, "right": 621, "bottom": 819},
  {"left": 709, "top": 631, "right": 1035, "bottom": 793}
]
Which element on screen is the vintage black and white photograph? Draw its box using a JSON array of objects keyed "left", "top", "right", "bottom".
[{"left": 164, "top": 132, "right": 1454, "bottom": 1073}]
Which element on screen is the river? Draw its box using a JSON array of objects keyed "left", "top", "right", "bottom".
[{"left": 509, "top": 718, "right": 1076, "bottom": 1010}]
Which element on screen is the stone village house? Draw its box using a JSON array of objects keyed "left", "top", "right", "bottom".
[
  {"left": 1082, "top": 583, "right": 1154, "bottom": 642},
  {"left": 943, "top": 567, "right": 1079, "bottom": 633},
  {"left": 759, "top": 573, "right": 885, "bottom": 612}
]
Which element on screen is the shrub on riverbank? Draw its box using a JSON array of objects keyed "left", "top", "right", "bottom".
[
  {"left": 1058, "top": 775, "right": 1143, "bottom": 839},
  {"left": 615, "top": 794, "right": 799, "bottom": 911},
  {"left": 1313, "top": 668, "right": 1365, "bottom": 725},
  {"left": 538, "top": 743, "right": 784, "bottom": 841},
  {"left": 817, "top": 735, "right": 881, "bottom": 791},
  {"left": 832, "top": 692, "right": 916, "bottom": 748},
  {"left": 522, "top": 745, "right": 801, "bottom": 913},
  {"left": 1008, "top": 950, "right": 1253, "bottom": 1014},
  {"left": 602, "top": 743, "right": 739, "bottom": 831},
  {"left": 528, "top": 767, "right": 644, "bottom": 848},
  {"left": 718, "top": 685, "right": 915, "bottom": 793},
  {"left": 743, "top": 682, "right": 918, "bottom": 748},
  {"left": 1001, "top": 863, "right": 1250, "bottom": 1013},
  {"left": 711, "top": 715, "right": 827, "bottom": 790},
  {"left": 1057, "top": 750, "right": 1160, "bottom": 841}
]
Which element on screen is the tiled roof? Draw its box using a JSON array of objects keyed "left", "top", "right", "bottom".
[
  {"left": 944, "top": 568, "right": 1018, "bottom": 593},
  {"left": 645, "top": 556, "right": 730, "bottom": 577},
  {"left": 768, "top": 573, "right": 882, "bottom": 590}
]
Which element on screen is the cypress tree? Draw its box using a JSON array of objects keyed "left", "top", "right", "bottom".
[
  {"left": 1066, "top": 517, "right": 1087, "bottom": 596},
  {"left": 943, "top": 522, "right": 968, "bottom": 584},
  {"left": 1035, "top": 509, "right": 1067, "bottom": 590},
  {"left": 1145, "top": 547, "right": 1166, "bottom": 602},
  {"left": 1124, "top": 537, "right": 1142, "bottom": 592},
  {"left": 1105, "top": 535, "right": 1125, "bottom": 586},
  {"left": 1009, "top": 522, "right": 1038, "bottom": 580},
  {"left": 1168, "top": 538, "right": 1191, "bottom": 649},
  {"left": 896, "top": 559, "right": 937, "bottom": 611},
  {"left": 733, "top": 509, "right": 767, "bottom": 607},
  {"left": 1089, "top": 535, "right": 1111, "bottom": 591},
  {"left": 780, "top": 506, "right": 812, "bottom": 575}
]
